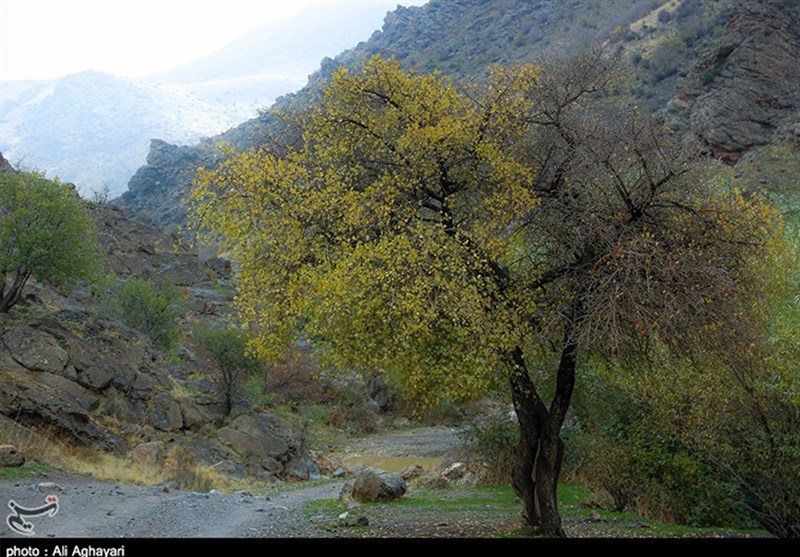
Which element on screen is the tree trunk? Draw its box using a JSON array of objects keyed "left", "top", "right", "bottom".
[
  {"left": 508, "top": 301, "right": 580, "bottom": 538},
  {"left": 509, "top": 348, "right": 546, "bottom": 526},
  {"left": 0, "top": 270, "right": 31, "bottom": 312}
]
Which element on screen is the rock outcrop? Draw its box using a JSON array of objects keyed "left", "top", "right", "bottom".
[
  {"left": 0, "top": 152, "right": 14, "bottom": 173},
  {"left": 113, "top": 139, "right": 217, "bottom": 227},
  {"left": 0, "top": 444, "right": 25, "bottom": 467},
  {"left": 673, "top": 0, "right": 800, "bottom": 163},
  {"left": 0, "top": 189, "right": 306, "bottom": 481}
]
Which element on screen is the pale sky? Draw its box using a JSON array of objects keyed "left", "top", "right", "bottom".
[{"left": 0, "top": 0, "right": 422, "bottom": 82}]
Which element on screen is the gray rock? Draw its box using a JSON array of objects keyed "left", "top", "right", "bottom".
[
  {"left": 213, "top": 460, "right": 247, "bottom": 479},
  {"left": 0, "top": 376, "right": 120, "bottom": 451},
  {"left": 401, "top": 464, "right": 425, "bottom": 481},
  {"left": 151, "top": 392, "right": 183, "bottom": 431},
  {"left": 179, "top": 397, "right": 225, "bottom": 430},
  {"left": 3, "top": 327, "right": 68, "bottom": 374},
  {"left": 0, "top": 152, "right": 13, "bottom": 173},
  {"left": 35, "top": 372, "right": 100, "bottom": 411},
  {"left": 339, "top": 481, "right": 354, "bottom": 502},
  {"left": 420, "top": 475, "right": 450, "bottom": 489},
  {"left": 260, "top": 457, "right": 283, "bottom": 474},
  {"left": 286, "top": 456, "right": 321, "bottom": 481},
  {"left": 77, "top": 365, "right": 113, "bottom": 390},
  {"left": 215, "top": 413, "right": 295, "bottom": 462},
  {"left": 131, "top": 373, "right": 158, "bottom": 397},
  {"left": 129, "top": 442, "right": 163, "bottom": 469},
  {"left": 352, "top": 469, "right": 406, "bottom": 503},
  {"left": 36, "top": 482, "right": 63, "bottom": 492},
  {"left": 333, "top": 467, "right": 348, "bottom": 478},
  {"left": 0, "top": 444, "right": 25, "bottom": 467},
  {"left": 393, "top": 416, "right": 411, "bottom": 428},
  {"left": 442, "top": 462, "right": 467, "bottom": 480},
  {"left": 205, "top": 257, "right": 232, "bottom": 279},
  {"left": 254, "top": 470, "right": 278, "bottom": 483},
  {"left": 368, "top": 374, "right": 397, "bottom": 413}
]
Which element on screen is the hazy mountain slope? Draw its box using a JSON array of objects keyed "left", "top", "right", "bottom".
[
  {"left": 116, "top": 0, "right": 800, "bottom": 228},
  {"left": 0, "top": 2, "right": 424, "bottom": 200},
  {"left": 115, "top": 0, "right": 660, "bottom": 224},
  {"left": 0, "top": 71, "right": 235, "bottom": 198},
  {"left": 148, "top": 1, "right": 426, "bottom": 122}
]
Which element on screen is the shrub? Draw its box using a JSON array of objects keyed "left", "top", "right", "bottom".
[
  {"left": 0, "top": 171, "right": 103, "bottom": 312},
  {"left": 571, "top": 364, "right": 753, "bottom": 527},
  {"left": 117, "top": 276, "right": 181, "bottom": 350},
  {"left": 325, "top": 386, "right": 379, "bottom": 434},
  {"left": 462, "top": 413, "right": 518, "bottom": 486},
  {"left": 164, "top": 446, "right": 213, "bottom": 492},
  {"left": 581, "top": 428, "right": 749, "bottom": 526},
  {"left": 194, "top": 324, "right": 261, "bottom": 416}
]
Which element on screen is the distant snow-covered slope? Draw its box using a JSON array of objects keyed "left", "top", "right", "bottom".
[
  {"left": 0, "top": 1, "right": 426, "bottom": 198},
  {"left": 0, "top": 71, "right": 234, "bottom": 197}
]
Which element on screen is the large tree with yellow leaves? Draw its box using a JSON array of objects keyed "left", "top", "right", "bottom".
[{"left": 190, "top": 54, "right": 775, "bottom": 536}]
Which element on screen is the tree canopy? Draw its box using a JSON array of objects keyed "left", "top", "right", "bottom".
[
  {"left": 190, "top": 54, "right": 776, "bottom": 536},
  {"left": 0, "top": 171, "right": 103, "bottom": 312}
]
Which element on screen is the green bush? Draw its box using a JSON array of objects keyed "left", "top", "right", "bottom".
[
  {"left": 571, "top": 365, "right": 753, "bottom": 527},
  {"left": 582, "top": 427, "right": 749, "bottom": 526},
  {"left": 117, "top": 276, "right": 181, "bottom": 350},
  {"left": 194, "top": 324, "right": 261, "bottom": 415},
  {"left": 0, "top": 171, "right": 103, "bottom": 312},
  {"left": 463, "top": 414, "right": 518, "bottom": 486}
]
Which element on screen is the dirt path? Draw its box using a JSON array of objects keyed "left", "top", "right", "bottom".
[{"left": 0, "top": 426, "right": 462, "bottom": 538}]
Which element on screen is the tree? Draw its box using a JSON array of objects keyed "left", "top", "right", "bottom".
[
  {"left": 190, "top": 54, "right": 774, "bottom": 536},
  {"left": 194, "top": 324, "right": 261, "bottom": 416},
  {"left": 0, "top": 171, "right": 103, "bottom": 312},
  {"left": 117, "top": 276, "right": 181, "bottom": 350}
]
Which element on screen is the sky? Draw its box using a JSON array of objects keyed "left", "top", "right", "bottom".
[{"left": 0, "top": 0, "right": 423, "bottom": 82}]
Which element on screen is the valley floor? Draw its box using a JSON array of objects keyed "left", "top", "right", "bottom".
[{"left": 0, "top": 426, "right": 768, "bottom": 539}]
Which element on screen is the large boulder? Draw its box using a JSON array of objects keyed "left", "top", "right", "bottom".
[
  {"left": 367, "top": 374, "right": 397, "bottom": 413},
  {"left": 0, "top": 378, "right": 121, "bottom": 452},
  {"left": 352, "top": 469, "right": 407, "bottom": 503},
  {"left": 0, "top": 444, "right": 25, "bottom": 467},
  {"left": 129, "top": 442, "right": 163, "bottom": 469}
]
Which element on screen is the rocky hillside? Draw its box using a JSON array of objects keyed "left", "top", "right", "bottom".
[
  {"left": 670, "top": 0, "right": 800, "bottom": 163},
  {"left": 114, "top": 0, "right": 800, "bottom": 229},
  {"left": 0, "top": 154, "right": 318, "bottom": 482}
]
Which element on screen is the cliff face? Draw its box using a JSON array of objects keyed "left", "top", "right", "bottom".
[
  {"left": 113, "top": 139, "right": 218, "bottom": 228},
  {"left": 674, "top": 0, "right": 800, "bottom": 163},
  {"left": 0, "top": 152, "right": 13, "bottom": 173}
]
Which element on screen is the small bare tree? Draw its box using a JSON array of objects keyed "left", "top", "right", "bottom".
[{"left": 195, "top": 325, "right": 261, "bottom": 416}]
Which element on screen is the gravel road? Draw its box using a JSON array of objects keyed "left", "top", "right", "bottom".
[{"left": 0, "top": 426, "right": 462, "bottom": 538}]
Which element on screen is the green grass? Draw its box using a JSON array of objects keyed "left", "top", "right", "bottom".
[
  {"left": 0, "top": 462, "right": 54, "bottom": 479},
  {"left": 304, "top": 482, "right": 769, "bottom": 538}
]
